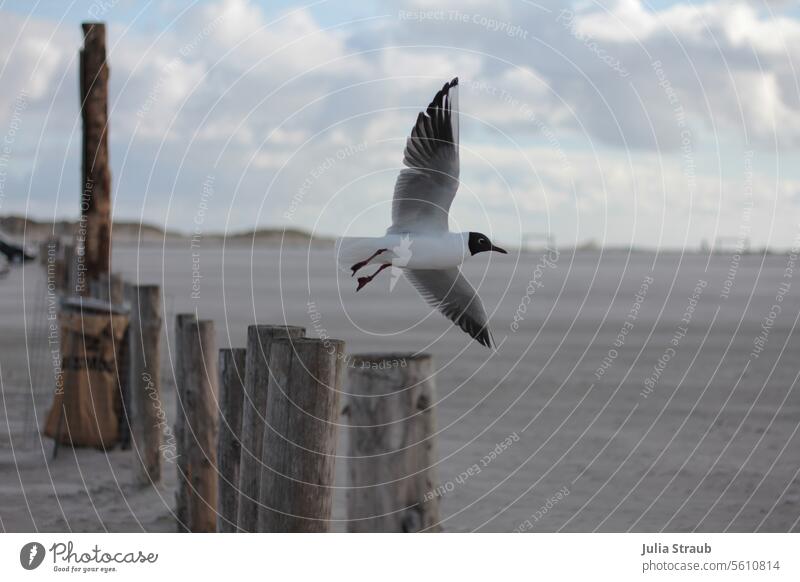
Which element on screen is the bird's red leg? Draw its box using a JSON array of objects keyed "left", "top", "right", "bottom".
[
  {"left": 351, "top": 248, "right": 388, "bottom": 277},
  {"left": 356, "top": 262, "right": 392, "bottom": 292}
]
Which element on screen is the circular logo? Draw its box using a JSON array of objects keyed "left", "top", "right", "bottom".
[{"left": 19, "top": 542, "right": 46, "bottom": 570}]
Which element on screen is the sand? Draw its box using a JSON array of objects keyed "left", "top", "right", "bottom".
[{"left": 1, "top": 242, "right": 799, "bottom": 532}]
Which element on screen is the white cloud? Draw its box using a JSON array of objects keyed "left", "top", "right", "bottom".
[
  {"left": 567, "top": 0, "right": 800, "bottom": 147},
  {"left": 190, "top": 0, "right": 366, "bottom": 78},
  {"left": 2, "top": 0, "right": 800, "bottom": 248},
  {"left": 0, "top": 14, "right": 76, "bottom": 121}
]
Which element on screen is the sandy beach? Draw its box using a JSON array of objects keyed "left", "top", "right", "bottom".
[{"left": 1, "top": 242, "right": 799, "bottom": 532}]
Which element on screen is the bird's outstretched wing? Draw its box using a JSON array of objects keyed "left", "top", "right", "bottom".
[
  {"left": 388, "top": 78, "right": 460, "bottom": 234},
  {"left": 404, "top": 267, "right": 493, "bottom": 348}
]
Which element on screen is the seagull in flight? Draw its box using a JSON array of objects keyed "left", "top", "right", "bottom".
[{"left": 338, "top": 78, "right": 507, "bottom": 348}]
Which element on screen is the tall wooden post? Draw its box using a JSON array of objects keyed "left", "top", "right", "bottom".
[
  {"left": 79, "top": 22, "right": 111, "bottom": 290},
  {"left": 183, "top": 319, "right": 218, "bottom": 533},
  {"left": 217, "top": 348, "right": 246, "bottom": 532},
  {"left": 129, "top": 285, "right": 162, "bottom": 484},
  {"left": 345, "top": 354, "right": 441, "bottom": 532},
  {"left": 236, "top": 325, "right": 305, "bottom": 532},
  {"left": 258, "top": 338, "right": 344, "bottom": 532},
  {"left": 174, "top": 313, "right": 196, "bottom": 532}
]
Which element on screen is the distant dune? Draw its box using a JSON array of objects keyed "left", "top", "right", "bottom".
[
  {"left": 0, "top": 215, "right": 333, "bottom": 247},
  {"left": 1, "top": 215, "right": 783, "bottom": 255}
]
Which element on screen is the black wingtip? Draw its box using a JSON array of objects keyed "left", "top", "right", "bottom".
[
  {"left": 426, "top": 77, "right": 459, "bottom": 120},
  {"left": 442, "top": 77, "right": 458, "bottom": 94},
  {"left": 471, "top": 325, "right": 494, "bottom": 349}
]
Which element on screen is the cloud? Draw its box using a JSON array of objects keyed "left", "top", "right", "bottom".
[
  {"left": 566, "top": 0, "right": 800, "bottom": 147},
  {"left": 1, "top": 0, "right": 799, "bottom": 248},
  {"left": 0, "top": 13, "right": 77, "bottom": 121}
]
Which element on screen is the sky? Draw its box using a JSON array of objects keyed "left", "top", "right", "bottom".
[{"left": 1, "top": 0, "right": 800, "bottom": 249}]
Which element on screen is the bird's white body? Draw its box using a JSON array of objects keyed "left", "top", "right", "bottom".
[
  {"left": 338, "top": 78, "right": 503, "bottom": 347},
  {"left": 337, "top": 233, "right": 468, "bottom": 270}
]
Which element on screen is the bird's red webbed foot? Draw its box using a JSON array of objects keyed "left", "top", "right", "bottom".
[
  {"left": 351, "top": 248, "right": 388, "bottom": 277},
  {"left": 356, "top": 263, "right": 392, "bottom": 291}
]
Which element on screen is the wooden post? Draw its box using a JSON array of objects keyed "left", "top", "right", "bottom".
[
  {"left": 101, "top": 275, "right": 127, "bottom": 415},
  {"left": 129, "top": 285, "right": 162, "bottom": 484},
  {"left": 116, "top": 282, "right": 133, "bottom": 450},
  {"left": 237, "top": 325, "right": 305, "bottom": 532},
  {"left": 62, "top": 244, "right": 76, "bottom": 295},
  {"left": 79, "top": 22, "right": 112, "bottom": 287},
  {"left": 217, "top": 348, "right": 246, "bottom": 532},
  {"left": 258, "top": 338, "right": 344, "bottom": 532},
  {"left": 182, "top": 319, "right": 218, "bottom": 533},
  {"left": 53, "top": 244, "right": 68, "bottom": 292},
  {"left": 173, "top": 313, "right": 196, "bottom": 532},
  {"left": 345, "top": 353, "right": 441, "bottom": 532}
]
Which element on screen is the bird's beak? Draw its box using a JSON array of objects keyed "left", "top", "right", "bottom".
[{"left": 491, "top": 244, "right": 508, "bottom": 254}]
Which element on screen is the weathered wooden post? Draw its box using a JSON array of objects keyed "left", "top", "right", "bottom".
[
  {"left": 236, "top": 324, "right": 305, "bottom": 532},
  {"left": 257, "top": 338, "right": 344, "bottom": 532},
  {"left": 345, "top": 353, "right": 441, "bottom": 532},
  {"left": 62, "top": 243, "right": 76, "bottom": 294},
  {"left": 129, "top": 285, "right": 162, "bottom": 484},
  {"left": 53, "top": 243, "right": 69, "bottom": 292},
  {"left": 182, "top": 319, "right": 218, "bottom": 533},
  {"left": 217, "top": 348, "right": 246, "bottom": 532},
  {"left": 173, "top": 313, "right": 196, "bottom": 532},
  {"left": 78, "top": 22, "right": 111, "bottom": 287},
  {"left": 116, "top": 282, "right": 134, "bottom": 451}
]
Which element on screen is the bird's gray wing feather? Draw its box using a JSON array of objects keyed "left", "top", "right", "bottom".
[
  {"left": 404, "top": 267, "right": 493, "bottom": 348},
  {"left": 388, "top": 78, "right": 460, "bottom": 234}
]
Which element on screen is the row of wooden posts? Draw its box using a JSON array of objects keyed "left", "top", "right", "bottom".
[
  {"left": 46, "top": 240, "right": 441, "bottom": 532},
  {"left": 169, "top": 320, "right": 441, "bottom": 532}
]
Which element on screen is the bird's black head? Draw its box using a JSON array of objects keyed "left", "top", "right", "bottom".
[{"left": 468, "top": 232, "right": 507, "bottom": 256}]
